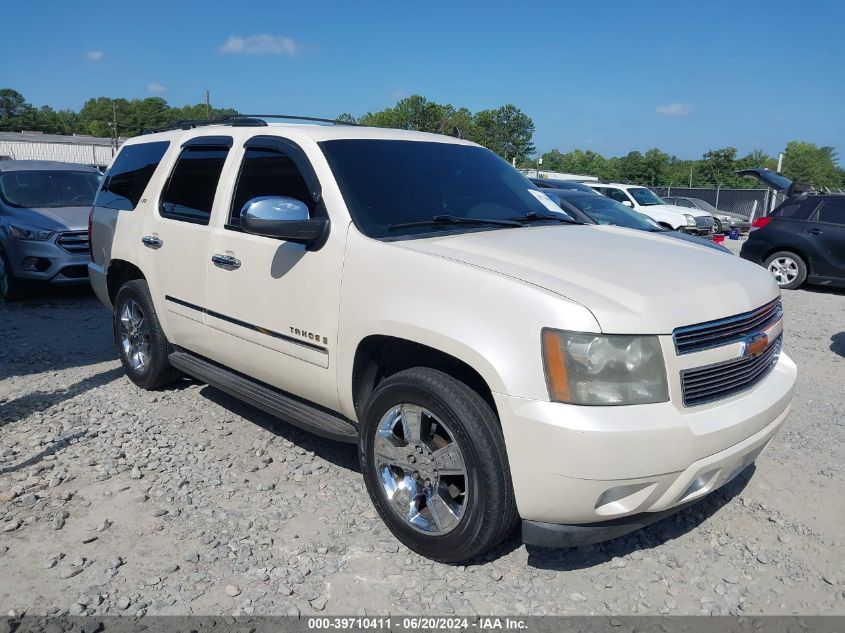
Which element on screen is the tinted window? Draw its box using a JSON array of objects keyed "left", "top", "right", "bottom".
[
  {"left": 815, "top": 199, "right": 845, "bottom": 225},
  {"left": 95, "top": 141, "right": 169, "bottom": 211},
  {"left": 160, "top": 146, "right": 229, "bottom": 224},
  {"left": 604, "top": 188, "right": 631, "bottom": 204},
  {"left": 229, "top": 147, "right": 314, "bottom": 229},
  {"left": 320, "top": 140, "right": 564, "bottom": 238},
  {"left": 672, "top": 198, "right": 694, "bottom": 208},
  {"left": 0, "top": 170, "right": 101, "bottom": 208},
  {"left": 771, "top": 200, "right": 818, "bottom": 220}
]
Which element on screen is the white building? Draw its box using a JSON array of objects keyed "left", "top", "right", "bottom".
[
  {"left": 0, "top": 132, "right": 122, "bottom": 169},
  {"left": 519, "top": 169, "right": 597, "bottom": 182}
]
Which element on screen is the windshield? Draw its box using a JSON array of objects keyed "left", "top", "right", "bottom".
[
  {"left": 566, "top": 195, "right": 658, "bottom": 231},
  {"left": 628, "top": 187, "right": 665, "bottom": 206},
  {"left": 687, "top": 198, "right": 718, "bottom": 213},
  {"left": 0, "top": 170, "right": 101, "bottom": 208},
  {"left": 320, "top": 140, "right": 566, "bottom": 238}
]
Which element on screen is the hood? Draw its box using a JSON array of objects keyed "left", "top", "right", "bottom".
[
  {"left": 398, "top": 224, "right": 778, "bottom": 334},
  {"left": 659, "top": 230, "right": 732, "bottom": 254},
  {"left": 647, "top": 203, "right": 710, "bottom": 218},
  {"left": 3, "top": 206, "right": 91, "bottom": 232}
]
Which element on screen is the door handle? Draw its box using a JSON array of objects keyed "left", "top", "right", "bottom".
[
  {"left": 807, "top": 228, "right": 823, "bottom": 235},
  {"left": 211, "top": 254, "right": 241, "bottom": 269},
  {"left": 141, "top": 235, "right": 163, "bottom": 248}
]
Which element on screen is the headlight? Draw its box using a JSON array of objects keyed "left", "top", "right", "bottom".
[
  {"left": 9, "top": 223, "right": 54, "bottom": 241},
  {"left": 683, "top": 214, "right": 696, "bottom": 226},
  {"left": 542, "top": 329, "right": 669, "bottom": 405}
]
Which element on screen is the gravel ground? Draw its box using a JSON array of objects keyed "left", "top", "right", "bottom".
[{"left": 0, "top": 281, "right": 843, "bottom": 618}]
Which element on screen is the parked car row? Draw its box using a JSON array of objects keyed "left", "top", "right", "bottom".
[{"left": 3, "top": 123, "right": 839, "bottom": 564}]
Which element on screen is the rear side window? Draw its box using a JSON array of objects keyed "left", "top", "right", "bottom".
[
  {"left": 815, "top": 199, "right": 845, "bottom": 225},
  {"left": 160, "top": 146, "right": 229, "bottom": 225},
  {"left": 604, "top": 188, "right": 631, "bottom": 204},
  {"left": 95, "top": 141, "right": 169, "bottom": 211},
  {"left": 771, "top": 200, "right": 818, "bottom": 220},
  {"left": 228, "top": 147, "right": 315, "bottom": 229}
]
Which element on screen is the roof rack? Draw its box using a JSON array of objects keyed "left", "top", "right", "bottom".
[{"left": 144, "top": 114, "right": 359, "bottom": 135}]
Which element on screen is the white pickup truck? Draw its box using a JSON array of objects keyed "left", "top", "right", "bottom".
[
  {"left": 588, "top": 182, "right": 717, "bottom": 234},
  {"left": 88, "top": 116, "right": 795, "bottom": 562}
]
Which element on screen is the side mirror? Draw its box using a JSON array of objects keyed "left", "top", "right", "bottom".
[
  {"left": 241, "top": 196, "right": 328, "bottom": 245},
  {"left": 621, "top": 200, "right": 634, "bottom": 208}
]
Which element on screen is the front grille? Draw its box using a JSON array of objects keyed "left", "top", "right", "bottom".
[
  {"left": 673, "top": 299, "right": 782, "bottom": 355},
  {"left": 56, "top": 231, "right": 89, "bottom": 254},
  {"left": 681, "top": 336, "right": 782, "bottom": 406},
  {"left": 695, "top": 216, "right": 715, "bottom": 229}
]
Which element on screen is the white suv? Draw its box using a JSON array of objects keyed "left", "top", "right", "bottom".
[
  {"left": 88, "top": 116, "right": 796, "bottom": 562},
  {"left": 588, "top": 182, "right": 716, "bottom": 234}
]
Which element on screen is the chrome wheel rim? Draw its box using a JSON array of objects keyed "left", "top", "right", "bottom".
[
  {"left": 374, "top": 404, "right": 468, "bottom": 535},
  {"left": 768, "top": 257, "right": 799, "bottom": 286},
  {"left": 119, "top": 299, "right": 150, "bottom": 372}
]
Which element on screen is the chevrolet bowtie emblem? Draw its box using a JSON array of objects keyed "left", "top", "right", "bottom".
[{"left": 742, "top": 332, "right": 769, "bottom": 358}]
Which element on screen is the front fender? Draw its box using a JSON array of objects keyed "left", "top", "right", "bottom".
[{"left": 335, "top": 230, "right": 600, "bottom": 419}]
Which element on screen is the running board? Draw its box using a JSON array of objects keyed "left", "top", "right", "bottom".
[{"left": 168, "top": 351, "right": 358, "bottom": 444}]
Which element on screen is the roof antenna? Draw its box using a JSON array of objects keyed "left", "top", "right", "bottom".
[{"left": 449, "top": 126, "right": 462, "bottom": 139}]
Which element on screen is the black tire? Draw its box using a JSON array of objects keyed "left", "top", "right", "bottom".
[
  {"left": 0, "top": 245, "right": 28, "bottom": 302},
  {"left": 712, "top": 218, "right": 724, "bottom": 233},
  {"left": 359, "top": 367, "right": 518, "bottom": 563},
  {"left": 113, "top": 279, "right": 182, "bottom": 389},
  {"left": 764, "top": 251, "right": 807, "bottom": 290}
]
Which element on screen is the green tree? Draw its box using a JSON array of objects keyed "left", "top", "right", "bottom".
[
  {"left": 472, "top": 104, "right": 535, "bottom": 162},
  {"left": 782, "top": 141, "right": 841, "bottom": 189},
  {"left": 642, "top": 148, "right": 670, "bottom": 186}
]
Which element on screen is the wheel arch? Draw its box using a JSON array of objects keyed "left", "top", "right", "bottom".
[
  {"left": 350, "top": 334, "right": 500, "bottom": 423},
  {"left": 107, "top": 259, "right": 146, "bottom": 303}
]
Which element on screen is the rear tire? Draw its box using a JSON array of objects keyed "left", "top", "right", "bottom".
[
  {"left": 0, "top": 245, "right": 27, "bottom": 302},
  {"left": 764, "top": 251, "right": 807, "bottom": 290},
  {"left": 113, "top": 279, "right": 182, "bottom": 389},
  {"left": 359, "top": 367, "right": 518, "bottom": 563}
]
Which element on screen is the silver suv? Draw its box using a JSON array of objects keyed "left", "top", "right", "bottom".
[{"left": 0, "top": 160, "right": 101, "bottom": 300}]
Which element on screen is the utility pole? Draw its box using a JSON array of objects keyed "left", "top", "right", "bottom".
[
  {"left": 112, "top": 101, "right": 118, "bottom": 155},
  {"left": 205, "top": 90, "right": 211, "bottom": 120}
]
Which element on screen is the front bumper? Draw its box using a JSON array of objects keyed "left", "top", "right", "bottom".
[
  {"left": 494, "top": 351, "right": 796, "bottom": 537},
  {"left": 3, "top": 235, "right": 90, "bottom": 285}
]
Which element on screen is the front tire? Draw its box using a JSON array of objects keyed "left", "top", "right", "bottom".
[
  {"left": 359, "top": 368, "right": 518, "bottom": 563},
  {"left": 764, "top": 251, "right": 807, "bottom": 289},
  {"left": 0, "top": 245, "right": 27, "bottom": 302},
  {"left": 113, "top": 279, "right": 182, "bottom": 389}
]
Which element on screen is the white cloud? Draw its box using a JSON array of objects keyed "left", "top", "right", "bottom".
[
  {"left": 85, "top": 51, "right": 103, "bottom": 61},
  {"left": 219, "top": 34, "right": 297, "bottom": 56},
  {"left": 147, "top": 83, "right": 167, "bottom": 94},
  {"left": 656, "top": 102, "right": 694, "bottom": 116}
]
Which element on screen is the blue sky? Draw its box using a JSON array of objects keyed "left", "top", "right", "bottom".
[{"left": 3, "top": 0, "right": 843, "bottom": 161}]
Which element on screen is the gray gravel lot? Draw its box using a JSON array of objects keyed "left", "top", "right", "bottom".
[{"left": 0, "top": 280, "right": 843, "bottom": 617}]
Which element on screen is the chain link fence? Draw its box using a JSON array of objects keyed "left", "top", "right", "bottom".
[{"left": 650, "top": 186, "right": 776, "bottom": 220}]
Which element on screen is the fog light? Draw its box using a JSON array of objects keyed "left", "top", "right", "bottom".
[{"left": 21, "top": 257, "right": 51, "bottom": 272}]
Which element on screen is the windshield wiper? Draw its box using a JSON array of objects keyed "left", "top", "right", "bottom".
[
  {"left": 388, "top": 215, "right": 522, "bottom": 231},
  {"left": 511, "top": 211, "right": 582, "bottom": 225}
]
